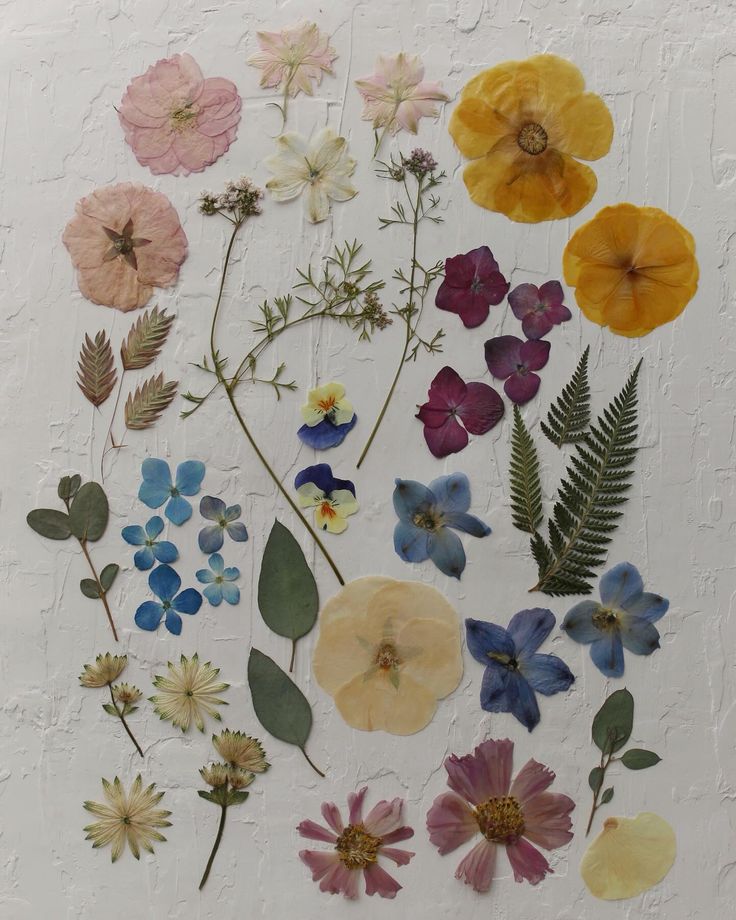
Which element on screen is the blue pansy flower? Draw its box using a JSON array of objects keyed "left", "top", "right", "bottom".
[
  {"left": 392, "top": 473, "right": 490, "bottom": 579},
  {"left": 561, "top": 561, "right": 669, "bottom": 678},
  {"left": 297, "top": 381, "right": 357, "bottom": 449},
  {"left": 134, "top": 564, "right": 202, "bottom": 636},
  {"left": 466, "top": 609, "right": 575, "bottom": 732},
  {"left": 138, "top": 458, "right": 206, "bottom": 525},
  {"left": 196, "top": 553, "right": 241, "bottom": 607},
  {"left": 198, "top": 496, "right": 249, "bottom": 553},
  {"left": 121, "top": 516, "right": 178, "bottom": 571},
  {"left": 295, "top": 463, "right": 359, "bottom": 533}
]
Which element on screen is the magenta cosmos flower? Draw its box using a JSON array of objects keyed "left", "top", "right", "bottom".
[
  {"left": 508, "top": 281, "right": 572, "bottom": 340},
  {"left": 427, "top": 739, "right": 574, "bottom": 893},
  {"left": 298, "top": 786, "right": 415, "bottom": 900},
  {"left": 484, "top": 335, "right": 550, "bottom": 404},
  {"left": 118, "top": 53, "right": 241, "bottom": 176},
  {"left": 436, "top": 246, "right": 509, "bottom": 328},
  {"left": 416, "top": 366, "right": 504, "bottom": 458}
]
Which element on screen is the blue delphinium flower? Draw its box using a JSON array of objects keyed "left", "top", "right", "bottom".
[
  {"left": 295, "top": 463, "right": 359, "bottom": 533},
  {"left": 198, "top": 496, "right": 249, "bottom": 553},
  {"left": 196, "top": 553, "right": 240, "bottom": 607},
  {"left": 121, "top": 516, "right": 178, "bottom": 571},
  {"left": 297, "top": 382, "right": 357, "bottom": 450},
  {"left": 134, "top": 564, "right": 202, "bottom": 636},
  {"left": 561, "top": 561, "right": 668, "bottom": 678},
  {"left": 392, "top": 473, "right": 490, "bottom": 579},
  {"left": 465, "top": 609, "right": 575, "bottom": 732},
  {"left": 138, "top": 458, "right": 206, "bottom": 525}
]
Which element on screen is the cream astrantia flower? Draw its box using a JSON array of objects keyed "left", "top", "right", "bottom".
[
  {"left": 112, "top": 683, "right": 142, "bottom": 706},
  {"left": 301, "top": 382, "right": 354, "bottom": 428},
  {"left": 83, "top": 775, "right": 171, "bottom": 862},
  {"left": 212, "top": 730, "right": 270, "bottom": 773},
  {"left": 150, "top": 653, "right": 229, "bottom": 733},
  {"left": 79, "top": 653, "right": 128, "bottom": 688},
  {"left": 247, "top": 22, "right": 337, "bottom": 99},
  {"left": 313, "top": 577, "right": 463, "bottom": 734},
  {"left": 200, "top": 763, "right": 230, "bottom": 788},
  {"left": 264, "top": 127, "right": 357, "bottom": 223},
  {"left": 227, "top": 767, "right": 256, "bottom": 790}
]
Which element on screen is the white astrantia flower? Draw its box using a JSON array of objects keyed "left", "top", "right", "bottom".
[{"left": 264, "top": 127, "right": 357, "bottom": 223}]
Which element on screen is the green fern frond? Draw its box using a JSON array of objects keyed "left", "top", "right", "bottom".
[
  {"left": 530, "top": 360, "right": 642, "bottom": 596},
  {"left": 541, "top": 346, "right": 591, "bottom": 447},
  {"left": 509, "top": 405, "right": 544, "bottom": 534}
]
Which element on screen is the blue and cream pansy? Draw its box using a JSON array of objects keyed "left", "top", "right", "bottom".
[
  {"left": 196, "top": 553, "right": 241, "bottom": 607},
  {"left": 297, "top": 381, "right": 357, "bottom": 450},
  {"left": 134, "top": 564, "right": 202, "bottom": 636},
  {"left": 295, "top": 463, "right": 359, "bottom": 533},
  {"left": 121, "top": 516, "right": 178, "bottom": 571},
  {"left": 138, "top": 458, "right": 206, "bottom": 525},
  {"left": 198, "top": 496, "right": 249, "bottom": 553}
]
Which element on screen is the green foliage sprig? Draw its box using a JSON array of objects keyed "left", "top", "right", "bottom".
[
  {"left": 541, "top": 345, "right": 591, "bottom": 447},
  {"left": 510, "top": 406, "right": 543, "bottom": 534}
]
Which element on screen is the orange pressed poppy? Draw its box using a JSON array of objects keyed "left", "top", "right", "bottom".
[
  {"left": 449, "top": 54, "right": 613, "bottom": 223},
  {"left": 563, "top": 203, "right": 699, "bottom": 336}
]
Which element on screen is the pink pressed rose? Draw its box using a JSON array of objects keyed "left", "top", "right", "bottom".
[
  {"left": 435, "top": 246, "right": 509, "bottom": 328},
  {"left": 118, "top": 54, "right": 241, "bottom": 176},
  {"left": 62, "top": 183, "right": 187, "bottom": 311},
  {"left": 298, "top": 787, "right": 415, "bottom": 900},
  {"left": 427, "top": 739, "right": 574, "bottom": 893},
  {"left": 248, "top": 22, "right": 337, "bottom": 100},
  {"left": 416, "top": 366, "right": 504, "bottom": 458}
]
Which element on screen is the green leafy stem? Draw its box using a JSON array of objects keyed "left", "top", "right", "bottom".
[
  {"left": 102, "top": 684, "right": 144, "bottom": 757},
  {"left": 197, "top": 784, "right": 249, "bottom": 889}
]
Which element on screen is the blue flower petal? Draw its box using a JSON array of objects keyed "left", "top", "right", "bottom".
[
  {"left": 196, "top": 567, "right": 216, "bottom": 584},
  {"left": 465, "top": 618, "right": 515, "bottom": 663},
  {"left": 222, "top": 566, "right": 240, "bottom": 581},
  {"left": 620, "top": 592, "right": 669, "bottom": 623},
  {"left": 220, "top": 582, "right": 240, "bottom": 605},
  {"left": 428, "top": 527, "right": 466, "bottom": 579},
  {"left": 226, "top": 522, "right": 249, "bottom": 543},
  {"left": 173, "top": 588, "right": 202, "bottom": 615},
  {"left": 428, "top": 472, "right": 471, "bottom": 514},
  {"left": 145, "top": 516, "right": 165, "bottom": 540},
  {"left": 590, "top": 633, "right": 625, "bottom": 677},
  {"left": 149, "top": 564, "right": 181, "bottom": 602},
  {"left": 139, "top": 481, "right": 170, "bottom": 510},
  {"left": 134, "top": 601, "right": 164, "bottom": 631},
  {"left": 175, "top": 460, "right": 206, "bottom": 496},
  {"left": 198, "top": 524, "right": 224, "bottom": 554},
  {"left": 208, "top": 553, "right": 225, "bottom": 576},
  {"left": 561, "top": 601, "right": 601, "bottom": 644},
  {"left": 295, "top": 463, "right": 340, "bottom": 495},
  {"left": 164, "top": 610, "right": 183, "bottom": 635},
  {"left": 153, "top": 541, "right": 178, "bottom": 564},
  {"left": 223, "top": 505, "right": 242, "bottom": 523},
  {"left": 521, "top": 653, "right": 575, "bottom": 696},
  {"left": 166, "top": 495, "right": 193, "bottom": 526},
  {"left": 443, "top": 511, "right": 491, "bottom": 538},
  {"left": 204, "top": 583, "right": 223, "bottom": 606},
  {"left": 200, "top": 495, "right": 226, "bottom": 521},
  {"left": 392, "top": 479, "right": 435, "bottom": 522},
  {"left": 480, "top": 662, "right": 512, "bottom": 711},
  {"left": 617, "top": 614, "right": 661, "bottom": 656},
  {"left": 507, "top": 608, "right": 556, "bottom": 657},
  {"left": 393, "top": 521, "right": 430, "bottom": 563},
  {"left": 122, "top": 525, "right": 147, "bottom": 546},
  {"left": 505, "top": 671, "right": 541, "bottom": 731},
  {"left": 298, "top": 415, "right": 357, "bottom": 450},
  {"left": 599, "top": 562, "right": 644, "bottom": 608},
  {"left": 133, "top": 546, "right": 156, "bottom": 571},
  {"left": 140, "top": 459, "right": 173, "bottom": 503}
]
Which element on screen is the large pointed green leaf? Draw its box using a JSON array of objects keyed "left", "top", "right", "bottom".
[
  {"left": 27, "top": 509, "right": 72, "bottom": 540},
  {"left": 68, "top": 482, "right": 109, "bottom": 542},
  {"left": 258, "top": 521, "right": 319, "bottom": 643},
  {"left": 247, "top": 648, "right": 312, "bottom": 749},
  {"left": 592, "top": 688, "right": 634, "bottom": 754}
]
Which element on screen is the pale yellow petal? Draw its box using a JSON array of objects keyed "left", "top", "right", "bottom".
[
  {"left": 368, "top": 581, "right": 460, "bottom": 632},
  {"left": 397, "top": 618, "right": 463, "bottom": 699},
  {"left": 313, "top": 618, "right": 382, "bottom": 693},
  {"left": 334, "top": 669, "right": 437, "bottom": 734},
  {"left": 319, "top": 576, "right": 396, "bottom": 628}
]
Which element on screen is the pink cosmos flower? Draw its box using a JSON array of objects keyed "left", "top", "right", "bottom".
[
  {"left": 62, "top": 183, "right": 187, "bottom": 311},
  {"left": 484, "top": 335, "right": 551, "bottom": 404},
  {"left": 427, "top": 739, "right": 574, "bottom": 893},
  {"left": 436, "top": 246, "right": 509, "bottom": 328},
  {"left": 416, "top": 366, "right": 504, "bottom": 458},
  {"left": 118, "top": 53, "right": 241, "bottom": 176},
  {"left": 247, "top": 22, "right": 337, "bottom": 98},
  {"left": 298, "top": 786, "right": 415, "bottom": 900},
  {"left": 355, "top": 52, "right": 449, "bottom": 137},
  {"left": 509, "top": 281, "right": 572, "bottom": 340}
]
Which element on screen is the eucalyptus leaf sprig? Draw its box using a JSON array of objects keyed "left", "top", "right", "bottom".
[
  {"left": 356, "top": 149, "right": 445, "bottom": 469},
  {"left": 79, "top": 653, "right": 144, "bottom": 757},
  {"left": 586, "top": 688, "right": 661, "bottom": 835},
  {"left": 27, "top": 474, "right": 120, "bottom": 640}
]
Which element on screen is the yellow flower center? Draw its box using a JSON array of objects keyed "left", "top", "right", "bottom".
[
  {"left": 375, "top": 641, "right": 401, "bottom": 671},
  {"left": 474, "top": 795, "right": 525, "bottom": 843},
  {"left": 335, "top": 824, "right": 382, "bottom": 869},
  {"left": 593, "top": 607, "right": 620, "bottom": 631},
  {"left": 171, "top": 104, "right": 197, "bottom": 130},
  {"left": 517, "top": 122, "right": 548, "bottom": 155}
]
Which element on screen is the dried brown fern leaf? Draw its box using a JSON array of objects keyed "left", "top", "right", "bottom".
[
  {"left": 77, "top": 331, "right": 117, "bottom": 407},
  {"left": 120, "top": 306, "right": 176, "bottom": 371},
  {"left": 124, "top": 373, "right": 178, "bottom": 430}
]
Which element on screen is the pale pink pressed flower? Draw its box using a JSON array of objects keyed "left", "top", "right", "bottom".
[
  {"left": 118, "top": 53, "right": 241, "bottom": 176},
  {"left": 426, "top": 739, "right": 574, "bottom": 893},
  {"left": 298, "top": 787, "right": 415, "bottom": 900},
  {"left": 62, "top": 183, "right": 187, "bottom": 312}
]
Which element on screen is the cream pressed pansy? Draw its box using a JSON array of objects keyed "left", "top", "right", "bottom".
[
  {"left": 295, "top": 463, "right": 359, "bottom": 534},
  {"left": 313, "top": 577, "right": 463, "bottom": 734},
  {"left": 302, "top": 382, "right": 354, "bottom": 428}
]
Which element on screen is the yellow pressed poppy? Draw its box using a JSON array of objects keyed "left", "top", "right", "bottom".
[
  {"left": 581, "top": 813, "right": 676, "bottom": 899},
  {"left": 564, "top": 203, "right": 699, "bottom": 336},
  {"left": 313, "top": 576, "right": 463, "bottom": 735},
  {"left": 449, "top": 54, "right": 613, "bottom": 223}
]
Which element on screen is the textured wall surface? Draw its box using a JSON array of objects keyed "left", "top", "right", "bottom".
[{"left": 2, "top": 0, "right": 735, "bottom": 917}]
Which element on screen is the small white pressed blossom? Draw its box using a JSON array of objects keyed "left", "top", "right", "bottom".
[
  {"left": 79, "top": 653, "right": 127, "bottom": 688},
  {"left": 150, "top": 653, "right": 229, "bottom": 733},
  {"left": 212, "top": 729, "right": 270, "bottom": 773},
  {"left": 83, "top": 775, "right": 171, "bottom": 862},
  {"left": 264, "top": 127, "right": 357, "bottom": 223}
]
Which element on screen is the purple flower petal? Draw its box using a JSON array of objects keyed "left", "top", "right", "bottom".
[
  {"left": 200, "top": 496, "right": 226, "bottom": 521},
  {"left": 436, "top": 247, "right": 508, "bottom": 328},
  {"left": 504, "top": 371, "right": 541, "bottom": 404},
  {"left": 521, "top": 312, "right": 555, "bottom": 341},
  {"left": 484, "top": 335, "right": 523, "bottom": 380},
  {"left": 423, "top": 416, "right": 469, "bottom": 458},
  {"left": 538, "top": 280, "right": 564, "bottom": 307},
  {"left": 520, "top": 339, "right": 551, "bottom": 372},
  {"left": 425, "top": 366, "right": 467, "bottom": 409},
  {"left": 508, "top": 283, "right": 541, "bottom": 321},
  {"left": 457, "top": 382, "right": 504, "bottom": 435}
]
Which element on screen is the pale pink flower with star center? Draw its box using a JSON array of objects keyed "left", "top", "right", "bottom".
[{"left": 247, "top": 22, "right": 337, "bottom": 99}]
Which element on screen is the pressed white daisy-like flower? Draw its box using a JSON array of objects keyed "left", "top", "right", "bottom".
[
  {"left": 112, "top": 683, "right": 142, "bottom": 706},
  {"left": 212, "top": 729, "right": 270, "bottom": 773},
  {"left": 264, "top": 127, "right": 357, "bottom": 223},
  {"left": 83, "top": 775, "right": 171, "bottom": 862},
  {"left": 79, "top": 653, "right": 128, "bottom": 688},
  {"left": 200, "top": 763, "right": 230, "bottom": 788},
  {"left": 150, "top": 653, "right": 229, "bottom": 733}
]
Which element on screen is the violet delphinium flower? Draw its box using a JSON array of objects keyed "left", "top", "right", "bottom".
[
  {"left": 426, "top": 739, "right": 574, "bottom": 893},
  {"left": 484, "top": 335, "right": 550, "bottom": 404},
  {"left": 134, "top": 564, "right": 202, "bottom": 636},
  {"left": 298, "top": 786, "right": 415, "bottom": 900},
  {"left": 436, "top": 246, "right": 509, "bottom": 328},
  {"left": 416, "top": 366, "right": 504, "bottom": 458},
  {"left": 121, "top": 516, "right": 178, "bottom": 570},
  {"left": 198, "top": 497, "right": 248, "bottom": 553},
  {"left": 508, "top": 281, "right": 572, "bottom": 340},
  {"left": 465, "top": 609, "right": 574, "bottom": 732},
  {"left": 561, "top": 562, "right": 669, "bottom": 678}
]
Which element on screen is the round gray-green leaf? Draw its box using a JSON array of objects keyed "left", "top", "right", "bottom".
[
  {"left": 621, "top": 748, "right": 661, "bottom": 770},
  {"left": 247, "top": 647, "right": 312, "bottom": 749},
  {"left": 592, "top": 688, "right": 634, "bottom": 754},
  {"left": 80, "top": 578, "right": 101, "bottom": 599},
  {"left": 99, "top": 563, "right": 119, "bottom": 592},
  {"left": 69, "top": 482, "right": 109, "bottom": 542},
  {"left": 27, "top": 509, "right": 72, "bottom": 540},
  {"left": 58, "top": 474, "right": 81, "bottom": 501},
  {"left": 258, "top": 521, "right": 318, "bottom": 641}
]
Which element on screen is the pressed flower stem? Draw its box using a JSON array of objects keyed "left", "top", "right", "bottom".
[
  {"left": 100, "top": 371, "right": 126, "bottom": 481},
  {"left": 199, "top": 803, "right": 227, "bottom": 889},
  {"left": 208, "top": 223, "right": 345, "bottom": 586},
  {"left": 77, "top": 533, "right": 119, "bottom": 642},
  {"left": 289, "top": 638, "right": 297, "bottom": 673},
  {"left": 586, "top": 749, "right": 616, "bottom": 836},
  {"left": 300, "top": 746, "right": 325, "bottom": 778},
  {"left": 107, "top": 683, "right": 143, "bottom": 757}
]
